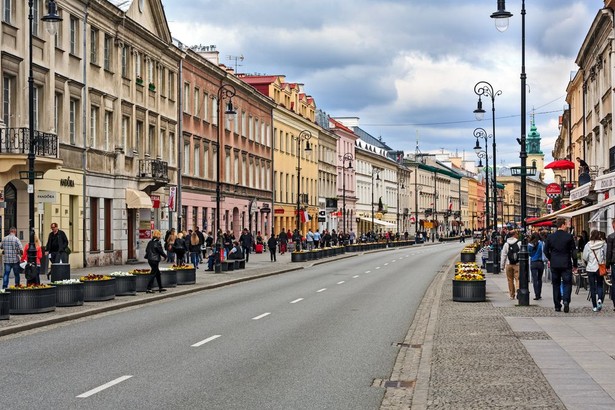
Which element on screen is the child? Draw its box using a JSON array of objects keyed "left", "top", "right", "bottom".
[{"left": 479, "top": 241, "right": 491, "bottom": 269}]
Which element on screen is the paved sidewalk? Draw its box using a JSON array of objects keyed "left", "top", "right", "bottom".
[{"left": 383, "top": 262, "right": 615, "bottom": 410}]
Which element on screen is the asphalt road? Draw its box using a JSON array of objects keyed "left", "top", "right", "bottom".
[{"left": 2, "top": 242, "right": 462, "bottom": 410}]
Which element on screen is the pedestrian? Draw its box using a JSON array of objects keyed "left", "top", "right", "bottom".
[
  {"left": 278, "top": 229, "right": 288, "bottom": 254},
  {"left": 268, "top": 233, "right": 278, "bottom": 262},
  {"left": 1, "top": 227, "right": 24, "bottom": 289},
  {"left": 608, "top": 220, "right": 615, "bottom": 312},
  {"left": 45, "top": 222, "right": 69, "bottom": 264},
  {"left": 500, "top": 230, "right": 521, "bottom": 300},
  {"left": 165, "top": 229, "right": 176, "bottom": 263},
  {"left": 306, "top": 229, "right": 314, "bottom": 250},
  {"left": 544, "top": 217, "right": 578, "bottom": 313},
  {"left": 479, "top": 241, "right": 490, "bottom": 269},
  {"left": 582, "top": 229, "right": 606, "bottom": 312},
  {"left": 313, "top": 229, "right": 321, "bottom": 249},
  {"left": 188, "top": 232, "right": 201, "bottom": 268},
  {"left": 239, "top": 228, "right": 253, "bottom": 263},
  {"left": 173, "top": 232, "right": 187, "bottom": 264},
  {"left": 144, "top": 229, "right": 167, "bottom": 294},
  {"left": 228, "top": 241, "right": 244, "bottom": 260},
  {"left": 195, "top": 226, "right": 205, "bottom": 263},
  {"left": 21, "top": 233, "right": 43, "bottom": 285},
  {"left": 528, "top": 232, "right": 544, "bottom": 300}
]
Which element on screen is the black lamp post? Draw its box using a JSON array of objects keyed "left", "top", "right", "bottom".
[
  {"left": 340, "top": 152, "right": 353, "bottom": 238},
  {"left": 473, "top": 127, "right": 491, "bottom": 239},
  {"left": 215, "top": 84, "right": 237, "bottom": 270},
  {"left": 397, "top": 175, "right": 406, "bottom": 235},
  {"left": 491, "top": 0, "right": 530, "bottom": 305},
  {"left": 25, "top": 1, "right": 60, "bottom": 276},
  {"left": 371, "top": 168, "right": 381, "bottom": 235},
  {"left": 293, "top": 130, "right": 312, "bottom": 234},
  {"left": 474, "top": 80, "right": 501, "bottom": 274}
]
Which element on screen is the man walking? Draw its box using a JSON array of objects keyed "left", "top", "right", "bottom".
[
  {"left": 500, "top": 230, "right": 520, "bottom": 300},
  {"left": 267, "top": 232, "right": 278, "bottom": 262},
  {"left": 239, "top": 228, "right": 253, "bottom": 263},
  {"left": 1, "top": 227, "right": 23, "bottom": 289},
  {"left": 45, "top": 223, "right": 69, "bottom": 263},
  {"left": 544, "top": 217, "right": 578, "bottom": 313},
  {"left": 606, "top": 218, "right": 615, "bottom": 311}
]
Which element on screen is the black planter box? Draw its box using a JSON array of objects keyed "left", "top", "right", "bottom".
[
  {"left": 0, "top": 292, "right": 10, "bottom": 319},
  {"left": 135, "top": 274, "right": 151, "bottom": 292},
  {"left": 291, "top": 252, "right": 306, "bottom": 262},
  {"left": 460, "top": 253, "right": 476, "bottom": 263},
  {"left": 83, "top": 279, "right": 116, "bottom": 302},
  {"left": 10, "top": 287, "right": 56, "bottom": 314},
  {"left": 50, "top": 263, "right": 70, "bottom": 282},
  {"left": 55, "top": 283, "right": 84, "bottom": 307},
  {"left": 114, "top": 275, "right": 137, "bottom": 296},
  {"left": 160, "top": 270, "right": 177, "bottom": 288},
  {"left": 452, "top": 280, "right": 486, "bottom": 302},
  {"left": 175, "top": 268, "right": 196, "bottom": 285}
]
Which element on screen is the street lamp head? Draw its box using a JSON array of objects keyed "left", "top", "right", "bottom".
[
  {"left": 473, "top": 138, "right": 482, "bottom": 154},
  {"left": 376, "top": 173, "right": 381, "bottom": 181},
  {"left": 42, "top": 0, "right": 62, "bottom": 36},
  {"left": 477, "top": 158, "right": 484, "bottom": 172},
  {"left": 347, "top": 159, "right": 353, "bottom": 169},
  {"left": 491, "top": 0, "right": 513, "bottom": 32},
  {"left": 225, "top": 100, "right": 237, "bottom": 121},
  {"left": 304, "top": 141, "right": 312, "bottom": 152},
  {"left": 474, "top": 96, "right": 486, "bottom": 121}
]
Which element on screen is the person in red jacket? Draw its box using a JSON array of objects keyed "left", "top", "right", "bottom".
[{"left": 21, "top": 233, "right": 43, "bottom": 285}]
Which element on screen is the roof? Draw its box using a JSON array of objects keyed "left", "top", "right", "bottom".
[{"left": 107, "top": 0, "right": 132, "bottom": 12}]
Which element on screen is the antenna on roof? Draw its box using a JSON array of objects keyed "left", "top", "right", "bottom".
[{"left": 227, "top": 55, "right": 244, "bottom": 73}]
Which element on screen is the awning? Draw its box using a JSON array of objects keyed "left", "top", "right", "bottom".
[
  {"left": 358, "top": 216, "right": 396, "bottom": 228},
  {"left": 126, "top": 188, "right": 153, "bottom": 209},
  {"left": 526, "top": 201, "right": 584, "bottom": 225},
  {"left": 558, "top": 197, "right": 615, "bottom": 219}
]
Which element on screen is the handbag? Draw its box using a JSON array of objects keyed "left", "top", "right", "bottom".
[{"left": 591, "top": 249, "right": 608, "bottom": 276}]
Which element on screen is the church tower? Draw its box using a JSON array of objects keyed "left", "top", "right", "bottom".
[{"left": 527, "top": 112, "right": 545, "bottom": 181}]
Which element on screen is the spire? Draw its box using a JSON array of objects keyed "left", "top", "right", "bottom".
[{"left": 526, "top": 107, "right": 542, "bottom": 154}]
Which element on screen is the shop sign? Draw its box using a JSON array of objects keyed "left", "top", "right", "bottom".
[
  {"left": 545, "top": 183, "right": 561, "bottom": 198},
  {"left": 60, "top": 176, "right": 75, "bottom": 187},
  {"left": 150, "top": 194, "right": 160, "bottom": 209},
  {"left": 168, "top": 186, "right": 176, "bottom": 211},
  {"left": 139, "top": 229, "right": 152, "bottom": 239},
  {"left": 260, "top": 204, "right": 271, "bottom": 214},
  {"left": 570, "top": 183, "right": 591, "bottom": 201},
  {"left": 274, "top": 208, "right": 285, "bottom": 214},
  {"left": 594, "top": 174, "right": 615, "bottom": 192},
  {"left": 37, "top": 190, "right": 57, "bottom": 203}
]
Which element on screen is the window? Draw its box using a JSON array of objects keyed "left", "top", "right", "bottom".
[
  {"left": 135, "top": 51, "right": 141, "bottom": 80},
  {"left": 90, "top": 197, "right": 99, "bottom": 251},
  {"left": 70, "top": 16, "right": 78, "bottom": 54},
  {"left": 121, "top": 46, "right": 128, "bottom": 77},
  {"left": 54, "top": 93, "right": 62, "bottom": 136},
  {"left": 103, "top": 34, "right": 112, "bottom": 70},
  {"left": 194, "top": 88, "right": 199, "bottom": 117},
  {"left": 183, "top": 83, "right": 189, "bottom": 113},
  {"left": 248, "top": 116, "right": 254, "bottom": 140},
  {"left": 121, "top": 115, "right": 129, "bottom": 149},
  {"left": 194, "top": 145, "right": 200, "bottom": 177},
  {"left": 90, "top": 106, "right": 98, "bottom": 147},
  {"left": 90, "top": 28, "right": 98, "bottom": 64},
  {"left": 168, "top": 71, "right": 175, "bottom": 99},
  {"left": 241, "top": 112, "right": 246, "bottom": 137},
  {"left": 169, "top": 132, "right": 175, "bottom": 166},
  {"left": 159, "top": 66, "right": 165, "bottom": 96},
  {"left": 225, "top": 151, "right": 230, "bottom": 182},
  {"left": 3, "top": 0, "right": 11, "bottom": 23},
  {"left": 212, "top": 97, "right": 218, "bottom": 125},
  {"left": 254, "top": 119, "right": 259, "bottom": 143},
  {"left": 234, "top": 154, "right": 239, "bottom": 184},
  {"left": 136, "top": 120, "right": 143, "bottom": 154},
  {"left": 203, "top": 92, "right": 208, "bottom": 122},
  {"left": 183, "top": 141, "right": 190, "bottom": 174},
  {"left": 69, "top": 99, "right": 77, "bottom": 144},
  {"left": 104, "top": 198, "right": 112, "bottom": 251},
  {"left": 148, "top": 125, "right": 154, "bottom": 156},
  {"left": 2, "top": 76, "right": 11, "bottom": 127},
  {"left": 242, "top": 157, "right": 247, "bottom": 185},
  {"left": 203, "top": 145, "right": 208, "bottom": 178},
  {"left": 32, "top": 0, "right": 39, "bottom": 37},
  {"left": 54, "top": 8, "right": 62, "bottom": 48},
  {"left": 147, "top": 58, "right": 153, "bottom": 84},
  {"left": 159, "top": 129, "right": 164, "bottom": 159},
  {"left": 104, "top": 111, "right": 111, "bottom": 151}
]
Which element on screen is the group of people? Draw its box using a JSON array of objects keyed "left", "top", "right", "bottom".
[
  {"left": 163, "top": 227, "right": 212, "bottom": 268},
  {"left": 495, "top": 217, "right": 615, "bottom": 313},
  {"left": 1, "top": 223, "right": 70, "bottom": 289}
]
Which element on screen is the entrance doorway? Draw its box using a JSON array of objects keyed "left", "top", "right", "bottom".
[{"left": 4, "top": 182, "right": 17, "bottom": 236}]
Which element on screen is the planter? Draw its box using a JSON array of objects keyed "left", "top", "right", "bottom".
[
  {"left": 9, "top": 287, "right": 56, "bottom": 314},
  {"left": 452, "top": 280, "right": 486, "bottom": 302},
  {"left": 175, "top": 268, "right": 196, "bottom": 285},
  {"left": 135, "top": 274, "right": 151, "bottom": 292},
  {"left": 460, "top": 253, "right": 476, "bottom": 263},
  {"left": 83, "top": 278, "right": 116, "bottom": 302},
  {"left": 160, "top": 270, "right": 177, "bottom": 288},
  {"left": 50, "top": 263, "right": 71, "bottom": 282},
  {"left": 55, "top": 283, "right": 84, "bottom": 307},
  {"left": 114, "top": 275, "right": 137, "bottom": 296},
  {"left": 291, "top": 252, "right": 306, "bottom": 262},
  {"left": 0, "top": 292, "right": 9, "bottom": 319}
]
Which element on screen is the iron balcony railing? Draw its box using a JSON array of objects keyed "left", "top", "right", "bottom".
[
  {"left": 0, "top": 127, "right": 58, "bottom": 157},
  {"left": 138, "top": 158, "right": 169, "bottom": 180}
]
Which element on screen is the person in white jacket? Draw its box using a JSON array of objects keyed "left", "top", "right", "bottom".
[
  {"left": 582, "top": 230, "right": 607, "bottom": 312},
  {"left": 500, "top": 230, "right": 520, "bottom": 300}
]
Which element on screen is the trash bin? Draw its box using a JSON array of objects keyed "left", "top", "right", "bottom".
[
  {"left": 486, "top": 250, "right": 494, "bottom": 273},
  {"left": 50, "top": 263, "right": 71, "bottom": 282},
  {"left": 40, "top": 253, "right": 49, "bottom": 279}
]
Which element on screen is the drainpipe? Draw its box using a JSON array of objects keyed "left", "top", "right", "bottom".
[
  {"left": 81, "top": 1, "right": 90, "bottom": 268},
  {"left": 176, "top": 58, "right": 183, "bottom": 231}
]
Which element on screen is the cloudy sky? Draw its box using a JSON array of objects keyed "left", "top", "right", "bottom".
[{"left": 164, "top": 0, "right": 603, "bottom": 174}]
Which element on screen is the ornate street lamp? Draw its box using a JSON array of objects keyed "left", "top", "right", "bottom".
[
  {"left": 215, "top": 84, "right": 237, "bottom": 271},
  {"left": 371, "top": 167, "right": 381, "bottom": 235},
  {"left": 491, "top": 0, "right": 531, "bottom": 306},
  {"left": 474, "top": 80, "right": 502, "bottom": 274},
  {"left": 473, "top": 127, "right": 491, "bottom": 240},
  {"left": 397, "top": 175, "right": 406, "bottom": 234},
  {"left": 293, "top": 130, "right": 312, "bottom": 234},
  {"left": 339, "top": 152, "right": 353, "bottom": 238},
  {"left": 25, "top": 1, "right": 61, "bottom": 277}
]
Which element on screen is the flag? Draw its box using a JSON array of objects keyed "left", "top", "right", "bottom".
[
  {"left": 448, "top": 199, "right": 453, "bottom": 211},
  {"left": 301, "top": 210, "right": 310, "bottom": 223},
  {"left": 168, "top": 186, "right": 176, "bottom": 212}
]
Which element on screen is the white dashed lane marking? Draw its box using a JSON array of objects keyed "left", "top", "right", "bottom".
[
  {"left": 337, "top": 281, "right": 345, "bottom": 285},
  {"left": 365, "top": 270, "right": 371, "bottom": 274},
  {"left": 77, "top": 376, "right": 133, "bottom": 398},
  {"left": 290, "top": 298, "right": 304, "bottom": 304},
  {"left": 352, "top": 275, "right": 359, "bottom": 279},
  {"left": 316, "top": 288, "right": 327, "bottom": 293},
  {"left": 191, "top": 335, "right": 222, "bottom": 347},
  {"left": 252, "top": 313, "right": 271, "bottom": 320}
]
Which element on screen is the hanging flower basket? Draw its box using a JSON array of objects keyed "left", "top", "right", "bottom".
[
  {"left": 80, "top": 275, "right": 116, "bottom": 302},
  {"left": 8, "top": 284, "right": 56, "bottom": 314},
  {"left": 52, "top": 280, "right": 84, "bottom": 307},
  {"left": 0, "top": 290, "right": 10, "bottom": 319}
]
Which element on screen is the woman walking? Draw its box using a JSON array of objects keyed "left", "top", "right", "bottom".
[
  {"left": 268, "top": 233, "right": 278, "bottom": 262},
  {"left": 173, "top": 232, "right": 187, "bottom": 264},
  {"left": 145, "top": 230, "right": 167, "bottom": 294},
  {"left": 582, "top": 230, "right": 606, "bottom": 312},
  {"left": 189, "top": 232, "right": 201, "bottom": 268},
  {"left": 528, "top": 233, "right": 544, "bottom": 300}
]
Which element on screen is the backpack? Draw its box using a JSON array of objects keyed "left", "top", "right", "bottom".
[{"left": 507, "top": 241, "right": 520, "bottom": 265}]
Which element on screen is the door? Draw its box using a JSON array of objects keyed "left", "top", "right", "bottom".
[
  {"left": 127, "top": 209, "right": 135, "bottom": 259},
  {"left": 4, "top": 182, "right": 16, "bottom": 236}
]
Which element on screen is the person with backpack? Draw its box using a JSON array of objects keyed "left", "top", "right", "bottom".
[
  {"left": 528, "top": 232, "right": 544, "bottom": 300},
  {"left": 544, "top": 217, "right": 578, "bottom": 313},
  {"left": 500, "top": 230, "right": 521, "bottom": 300},
  {"left": 582, "top": 229, "right": 607, "bottom": 312}
]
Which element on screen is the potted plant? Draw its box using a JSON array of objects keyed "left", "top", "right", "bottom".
[
  {"left": 129, "top": 269, "right": 152, "bottom": 292},
  {"left": 52, "top": 279, "right": 84, "bottom": 307},
  {"left": 170, "top": 264, "right": 196, "bottom": 285},
  {"left": 136, "top": 76, "right": 144, "bottom": 86},
  {"left": 452, "top": 262, "right": 486, "bottom": 302},
  {"left": 8, "top": 284, "right": 56, "bottom": 314},
  {"left": 0, "top": 289, "right": 10, "bottom": 320},
  {"left": 80, "top": 274, "right": 116, "bottom": 302},
  {"left": 109, "top": 271, "right": 137, "bottom": 296},
  {"left": 148, "top": 82, "right": 156, "bottom": 92}
]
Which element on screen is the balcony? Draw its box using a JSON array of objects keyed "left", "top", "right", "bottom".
[
  {"left": 0, "top": 127, "right": 61, "bottom": 175},
  {"left": 138, "top": 158, "right": 169, "bottom": 191}
]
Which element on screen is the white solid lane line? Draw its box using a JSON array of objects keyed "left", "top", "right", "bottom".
[
  {"left": 352, "top": 275, "right": 359, "bottom": 279},
  {"left": 337, "top": 281, "right": 345, "bottom": 285},
  {"left": 316, "top": 288, "right": 327, "bottom": 293},
  {"left": 77, "top": 375, "right": 133, "bottom": 398},
  {"left": 252, "top": 312, "right": 271, "bottom": 320},
  {"left": 290, "top": 298, "right": 304, "bottom": 304},
  {"left": 191, "top": 335, "right": 222, "bottom": 347}
]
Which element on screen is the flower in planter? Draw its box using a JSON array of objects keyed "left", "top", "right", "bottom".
[
  {"left": 0, "top": 289, "right": 6, "bottom": 293},
  {"left": 9, "top": 284, "right": 53, "bottom": 290},
  {"left": 171, "top": 264, "right": 194, "bottom": 270},
  {"left": 128, "top": 269, "right": 151, "bottom": 275},
  {"left": 79, "top": 274, "right": 113, "bottom": 281},
  {"left": 108, "top": 271, "right": 134, "bottom": 277},
  {"left": 52, "top": 279, "right": 82, "bottom": 285},
  {"left": 136, "top": 76, "right": 144, "bottom": 85},
  {"left": 148, "top": 82, "right": 156, "bottom": 91}
]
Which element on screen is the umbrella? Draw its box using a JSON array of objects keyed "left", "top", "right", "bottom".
[
  {"left": 545, "top": 159, "right": 575, "bottom": 170},
  {"left": 526, "top": 217, "right": 555, "bottom": 227}
]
